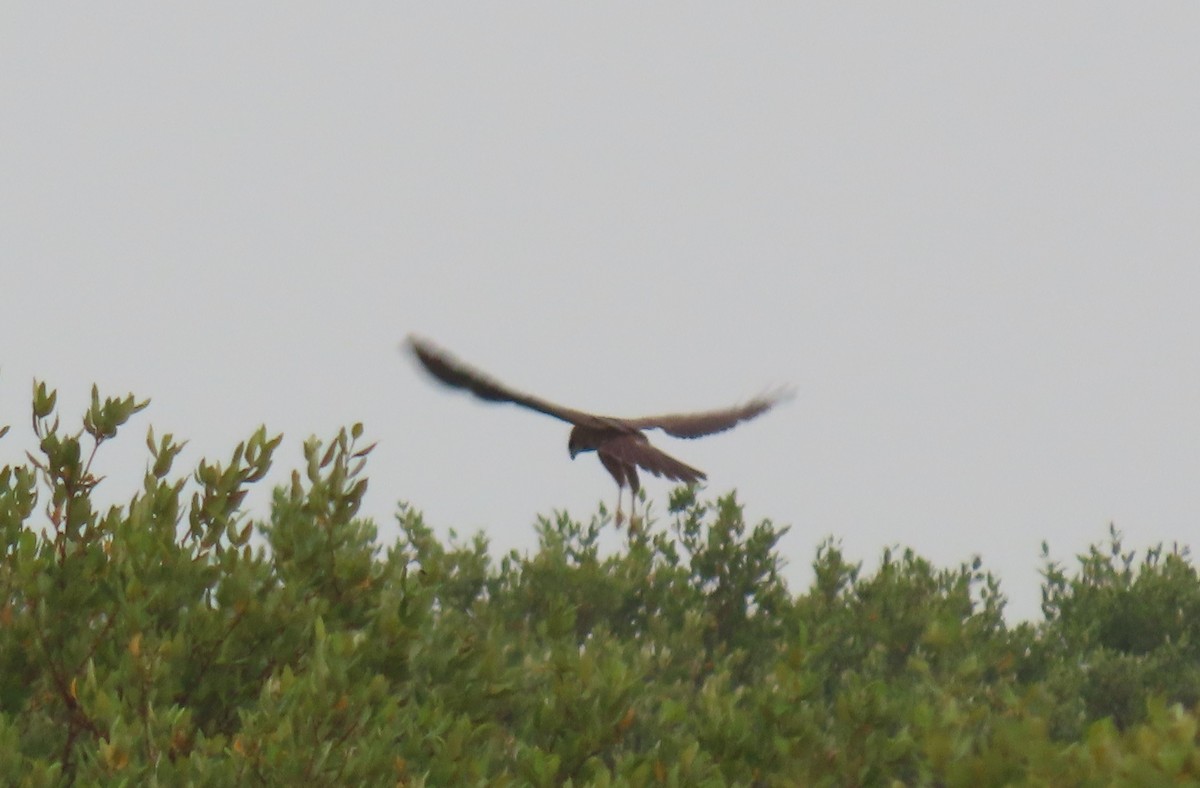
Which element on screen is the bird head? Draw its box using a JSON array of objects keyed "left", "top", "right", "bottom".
[{"left": 567, "top": 426, "right": 588, "bottom": 459}]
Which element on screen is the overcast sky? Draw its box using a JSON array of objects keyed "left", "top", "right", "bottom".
[{"left": 3, "top": 6, "right": 1197, "bottom": 621}]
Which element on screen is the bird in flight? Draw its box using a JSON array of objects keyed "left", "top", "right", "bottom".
[{"left": 406, "top": 336, "right": 787, "bottom": 526}]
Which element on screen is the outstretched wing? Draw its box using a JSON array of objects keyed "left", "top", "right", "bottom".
[
  {"left": 407, "top": 335, "right": 605, "bottom": 427},
  {"left": 626, "top": 390, "right": 791, "bottom": 439},
  {"left": 599, "top": 434, "right": 706, "bottom": 485}
]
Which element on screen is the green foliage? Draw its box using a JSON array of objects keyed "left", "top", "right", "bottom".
[
  {"left": 1035, "top": 527, "right": 1200, "bottom": 739},
  {"left": 2, "top": 384, "right": 1199, "bottom": 785}
]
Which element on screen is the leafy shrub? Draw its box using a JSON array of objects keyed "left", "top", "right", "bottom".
[
  {"left": 1, "top": 383, "right": 1199, "bottom": 785},
  {"left": 1038, "top": 528, "right": 1200, "bottom": 735}
]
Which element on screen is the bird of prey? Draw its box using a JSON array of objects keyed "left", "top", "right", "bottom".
[{"left": 407, "top": 335, "right": 787, "bottom": 525}]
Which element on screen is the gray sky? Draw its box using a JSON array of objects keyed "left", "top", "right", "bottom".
[{"left": 3, "top": 6, "right": 1198, "bottom": 622}]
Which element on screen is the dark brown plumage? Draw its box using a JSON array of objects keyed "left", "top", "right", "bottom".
[{"left": 407, "top": 335, "right": 787, "bottom": 524}]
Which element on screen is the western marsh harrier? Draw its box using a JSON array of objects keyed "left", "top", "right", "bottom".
[{"left": 407, "top": 335, "right": 786, "bottom": 524}]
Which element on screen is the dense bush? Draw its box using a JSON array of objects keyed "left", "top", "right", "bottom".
[{"left": 1, "top": 384, "right": 1199, "bottom": 785}]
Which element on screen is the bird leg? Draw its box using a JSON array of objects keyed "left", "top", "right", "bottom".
[
  {"left": 625, "top": 469, "right": 641, "bottom": 531},
  {"left": 614, "top": 487, "right": 625, "bottom": 527}
]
